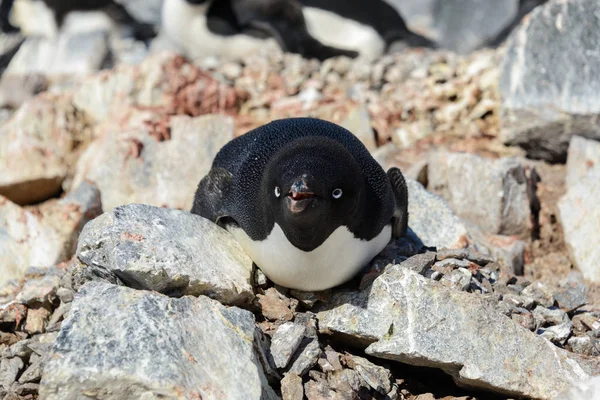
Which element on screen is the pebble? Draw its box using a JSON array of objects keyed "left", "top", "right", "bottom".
[{"left": 270, "top": 323, "right": 307, "bottom": 369}]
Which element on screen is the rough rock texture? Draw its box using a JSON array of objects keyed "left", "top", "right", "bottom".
[
  {"left": 428, "top": 150, "right": 533, "bottom": 238},
  {"left": 75, "top": 203, "right": 254, "bottom": 305},
  {"left": 565, "top": 136, "right": 600, "bottom": 189},
  {"left": 72, "top": 114, "right": 234, "bottom": 211},
  {"left": 0, "top": 93, "right": 93, "bottom": 204},
  {"left": 0, "top": 182, "right": 102, "bottom": 285},
  {"left": 406, "top": 179, "right": 470, "bottom": 250},
  {"left": 558, "top": 167, "right": 600, "bottom": 283},
  {"left": 39, "top": 282, "right": 276, "bottom": 400},
  {"left": 500, "top": 0, "right": 600, "bottom": 162},
  {"left": 557, "top": 375, "right": 600, "bottom": 400},
  {"left": 317, "top": 267, "right": 593, "bottom": 399}
]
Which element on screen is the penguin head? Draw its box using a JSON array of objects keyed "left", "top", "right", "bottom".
[{"left": 263, "top": 136, "right": 365, "bottom": 249}]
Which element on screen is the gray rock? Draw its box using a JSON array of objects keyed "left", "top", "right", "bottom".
[
  {"left": 15, "top": 275, "right": 60, "bottom": 305},
  {"left": 0, "top": 182, "right": 102, "bottom": 286},
  {"left": 440, "top": 268, "right": 472, "bottom": 291},
  {"left": 406, "top": 179, "right": 471, "bottom": 250},
  {"left": 399, "top": 252, "right": 436, "bottom": 275},
  {"left": 76, "top": 203, "right": 254, "bottom": 306},
  {"left": 317, "top": 267, "right": 593, "bottom": 399},
  {"left": 281, "top": 373, "right": 304, "bottom": 400},
  {"left": 433, "top": 0, "right": 518, "bottom": 53},
  {"left": 428, "top": 150, "right": 533, "bottom": 238},
  {"left": 271, "top": 323, "right": 308, "bottom": 369},
  {"left": 288, "top": 338, "right": 321, "bottom": 377},
  {"left": 522, "top": 281, "right": 555, "bottom": 308},
  {"left": 567, "top": 336, "right": 598, "bottom": 357},
  {"left": 500, "top": 0, "right": 600, "bottom": 162},
  {"left": 345, "top": 355, "right": 392, "bottom": 395},
  {"left": 0, "top": 357, "right": 24, "bottom": 390},
  {"left": 566, "top": 136, "right": 600, "bottom": 189},
  {"left": 554, "top": 279, "right": 589, "bottom": 312},
  {"left": 538, "top": 321, "right": 573, "bottom": 346},
  {"left": 533, "top": 306, "right": 569, "bottom": 327},
  {"left": 558, "top": 167, "right": 600, "bottom": 283},
  {"left": 39, "top": 282, "right": 276, "bottom": 400},
  {"left": 72, "top": 114, "right": 234, "bottom": 211},
  {"left": 557, "top": 375, "right": 600, "bottom": 400}
]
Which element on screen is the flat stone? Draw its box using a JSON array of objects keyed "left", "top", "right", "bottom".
[
  {"left": 428, "top": 150, "right": 533, "bottom": 238},
  {"left": 533, "top": 306, "right": 569, "bottom": 327},
  {"left": 281, "top": 373, "right": 304, "bottom": 400},
  {"left": 288, "top": 338, "right": 321, "bottom": 377},
  {"left": 406, "top": 179, "right": 471, "bottom": 250},
  {"left": 440, "top": 268, "right": 472, "bottom": 291},
  {"left": 18, "top": 354, "right": 43, "bottom": 384},
  {"left": 522, "top": 282, "right": 555, "bottom": 308},
  {"left": 72, "top": 114, "right": 235, "bottom": 211},
  {"left": 39, "top": 282, "right": 276, "bottom": 400},
  {"left": 344, "top": 354, "right": 392, "bottom": 395},
  {"left": 553, "top": 280, "right": 589, "bottom": 312},
  {"left": 271, "top": 323, "right": 308, "bottom": 369},
  {"left": 500, "top": 0, "right": 600, "bottom": 162},
  {"left": 398, "top": 252, "right": 436, "bottom": 275},
  {"left": 15, "top": 275, "right": 60, "bottom": 305},
  {"left": 0, "top": 182, "right": 102, "bottom": 286},
  {"left": 326, "top": 368, "right": 362, "bottom": 396},
  {"left": 538, "top": 321, "right": 574, "bottom": 346},
  {"left": 0, "top": 94, "right": 94, "bottom": 205},
  {"left": 317, "top": 267, "right": 593, "bottom": 399},
  {"left": 257, "top": 288, "right": 295, "bottom": 321},
  {"left": 23, "top": 307, "right": 51, "bottom": 335},
  {"left": 0, "top": 357, "right": 23, "bottom": 390},
  {"left": 566, "top": 136, "right": 600, "bottom": 189},
  {"left": 76, "top": 203, "right": 253, "bottom": 306},
  {"left": 559, "top": 166, "right": 600, "bottom": 282}
]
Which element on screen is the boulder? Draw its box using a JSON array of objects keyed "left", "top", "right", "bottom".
[
  {"left": 317, "top": 267, "right": 594, "bottom": 399},
  {"left": 75, "top": 203, "right": 254, "bottom": 305},
  {"left": 558, "top": 167, "right": 600, "bottom": 283},
  {"left": 39, "top": 281, "right": 276, "bottom": 400},
  {"left": 500, "top": 0, "right": 600, "bottom": 162},
  {"left": 71, "top": 114, "right": 234, "bottom": 211},
  {"left": 428, "top": 150, "right": 533, "bottom": 238},
  {"left": 565, "top": 136, "right": 600, "bottom": 189},
  {"left": 0, "top": 182, "right": 102, "bottom": 286}
]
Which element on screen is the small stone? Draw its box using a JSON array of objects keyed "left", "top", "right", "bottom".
[
  {"left": 271, "top": 323, "right": 307, "bottom": 369},
  {"left": 55, "top": 288, "right": 74, "bottom": 304},
  {"left": 538, "top": 321, "right": 573, "bottom": 346},
  {"left": 15, "top": 275, "right": 60, "bottom": 305},
  {"left": 567, "top": 336, "right": 598, "bottom": 356},
  {"left": 18, "top": 354, "right": 43, "bottom": 383},
  {"left": 572, "top": 313, "right": 600, "bottom": 334},
  {"left": 15, "top": 382, "right": 39, "bottom": 396},
  {"left": 399, "top": 252, "right": 436, "bottom": 275},
  {"left": 281, "top": 373, "right": 304, "bottom": 400},
  {"left": 440, "top": 268, "right": 471, "bottom": 291},
  {"left": 327, "top": 368, "right": 362, "bottom": 395},
  {"left": 258, "top": 288, "right": 295, "bottom": 322},
  {"left": 344, "top": 354, "right": 392, "bottom": 395},
  {"left": 522, "top": 282, "right": 555, "bottom": 308},
  {"left": 502, "top": 293, "right": 533, "bottom": 310},
  {"left": 553, "top": 281, "right": 588, "bottom": 312},
  {"left": 304, "top": 378, "right": 337, "bottom": 400},
  {"left": 434, "top": 258, "right": 472, "bottom": 273},
  {"left": 512, "top": 311, "right": 535, "bottom": 331},
  {"left": 288, "top": 338, "right": 321, "bottom": 377},
  {"left": 253, "top": 267, "right": 269, "bottom": 288},
  {"left": 46, "top": 302, "right": 71, "bottom": 332},
  {"left": 436, "top": 248, "right": 495, "bottom": 266},
  {"left": 23, "top": 307, "right": 50, "bottom": 335},
  {"left": 0, "top": 357, "right": 24, "bottom": 389},
  {"left": 533, "top": 306, "right": 569, "bottom": 327}
]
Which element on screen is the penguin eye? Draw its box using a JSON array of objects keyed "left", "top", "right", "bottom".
[
  {"left": 274, "top": 186, "right": 281, "bottom": 198},
  {"left": 332, "top": 188, "right": 343, "bottom": 199}
]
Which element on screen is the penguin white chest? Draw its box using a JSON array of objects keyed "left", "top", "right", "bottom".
[{"left": 227, "top": 223, "right": 392, "bottom": 291}]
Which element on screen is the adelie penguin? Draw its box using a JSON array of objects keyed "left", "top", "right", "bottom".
[{"left": 191, "top": 118, "right": 409, "bottom": 291}]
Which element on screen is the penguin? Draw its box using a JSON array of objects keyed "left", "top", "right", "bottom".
[
  {"left": 299, "top": 0, "right": 436, "bottom": 61},
  {"left": 161, "top": 0, "right": 358, "bottom": 61},
  {"left": 191, "top": 118, "right": 409, "bottom": 291},
  {"left": 0, "top": 0, "right": 156, "bottom": 41}
]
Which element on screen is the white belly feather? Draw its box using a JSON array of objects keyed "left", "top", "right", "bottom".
[{"left": 228, "top": 223, "right": 391, "bottom": 291}]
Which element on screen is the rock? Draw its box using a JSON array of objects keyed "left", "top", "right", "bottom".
[
  {"left": 76, "top": 203, "right": 254, "bottom": 305},
  {"left": 0, "top": 304, "right": 27, "bottom": 329},
  {"left": 558, "top": 168, "right": 600, "bottom": 283},
  {"left": 553, "top": 280, "right": 589, "bottom": 312},
  {"left": 500, "top": 0, "right": 600, "bottom": 162},
  {"left": 5, "top": 31, "right": 109, "bottom": 78},
  {"left": 15, "top": 275, "right": 60, "bottom": 306},
  {"left": 257, "top": 288, "right": 296, "bottom": 322},
  {"left": 72, "top": 114, "right": 234, "bottom": 211},
  {"left": 317, "top": 267, "right": 592, "bottom": 399},
  {"left": 512, "top": 311, "right": 535, "bottom": 331},
  {"left": 440, "top": 268, "right": 471, "bottom": 291},
  {"left": 567, "top": 336, "right": 598, "bottom": 357},
  {"left": 0, "top": 182, "right": 102, "bottom": 285},
  {"left": 538, "top": 321, "right": 574, "bottom": 346},
  {"left": 281, "top": 373, "right": 304, "bottom": 400},
  {"left": 288, "top": 337, "right": 321, "bottom": 377},
  {"left": 39, "top": 282, "right": 276, "bottom": 400},
  {"left": 0, "top": 357, "right": 24, "bottom": 390},
  {"left": 532, "top": 306, "right": 569, "bottom": 327},
  {"left": 0, "top": 93, "right": 93, "bottom": 204},
  {"left": 400, "top": 252, "right": 436, "bottom": 275},
  {"left": 18, "top": 354, "right": 43, "bottom": 384},
  {"left": 557, "top": 375, "right": 600, "bottom": 400},
  {"left": 572, "top": 313, "right": 600, "bottom": 333},
  {"left": 271, "top": 323, "right": 308, "bottom": 369},
  {"left": 566, "top": 136, "right": 600, "bottom": 189},
  {"left": 406, "top": 179, "right": 471, "bottom": 250},
  {"left": 23, "top": 307, "right": 51, "bottom": 335},
  {"left": 522, "top": 281, "right": 555, "bottom": 308},
  {"left": 428, "top": 150, "right": 533, "bottom": 238},
  {"left": 344, "top": 355, "right": 392, "bottom": 395},
  {"left": 433, "top": 0, "right": 518, "bottom": 53}
]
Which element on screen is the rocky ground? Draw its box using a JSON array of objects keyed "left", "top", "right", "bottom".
[{"left": 1, "top": 0, "right": 600, "bottom": 399}]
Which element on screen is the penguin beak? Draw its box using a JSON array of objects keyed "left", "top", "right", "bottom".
[{"left": 286, "top": 178, "right": 316, "bottom": 214}]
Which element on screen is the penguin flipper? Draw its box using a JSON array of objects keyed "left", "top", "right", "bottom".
[
  {"left": 387, "top": 167, "right": 409, "bottom": 238},
  {"left": 191, "top": 167, "right": 234, "bottom": 227}
]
